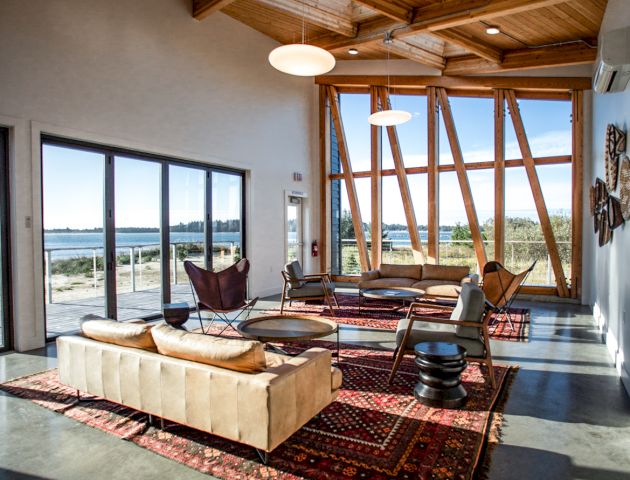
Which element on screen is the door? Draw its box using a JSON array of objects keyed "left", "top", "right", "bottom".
[
  {"left": 286, "top": 195, "right": 303, "bottom": 265},
  {"left": 0, "top": 128, "right": 10, "bottom": 350}
]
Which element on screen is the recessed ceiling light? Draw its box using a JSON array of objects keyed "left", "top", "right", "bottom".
[
  {"left": 486, "top": 26, "right": 500, "bottom": 35},
  {"left": 348, "top": 48, "right": 359, "bottom": 55}
]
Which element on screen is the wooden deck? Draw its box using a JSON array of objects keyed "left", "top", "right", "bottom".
[{"left": 46, "top": 284, "right": 195, "bottom": 337}]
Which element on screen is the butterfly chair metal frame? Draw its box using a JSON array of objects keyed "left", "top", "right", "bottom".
[
  {"left": 482, "top": 260, "right": 536, "bottom": 331},
  {"left": 388, "top": 286, "right": 497, "bottom": 389},
  {"left": 184, "top": 259, "right": 259, "bottom": 335}
]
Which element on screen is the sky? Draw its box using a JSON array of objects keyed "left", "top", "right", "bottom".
[
  {"left": 42, "top": 94, "right": 572, "bottom": 230},
  {"left": 338, "top": 93, "right": 573, "bottom": 226},
  {"left": 42, "top": 145, "right": 242, "bottom": 229}
]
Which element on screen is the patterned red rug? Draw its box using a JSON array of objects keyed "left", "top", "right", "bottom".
[
  {"left": 0, "top": 341, "right": 516, "bottom": 480},
  {"left": 266, "top": 293, "right": 530, "bottom": 342}
]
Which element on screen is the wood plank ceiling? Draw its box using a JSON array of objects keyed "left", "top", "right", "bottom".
[{"left": 192, "top": 0, "right": 606, "bottom": 74}]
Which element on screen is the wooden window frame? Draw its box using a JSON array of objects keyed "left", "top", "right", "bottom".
[{"left": 319, "top": 76, "right": 585, "bottom": 299}]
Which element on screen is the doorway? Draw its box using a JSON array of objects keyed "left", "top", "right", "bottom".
[{"left": 286, "top": 195, "right": 303, "bottom": 265}]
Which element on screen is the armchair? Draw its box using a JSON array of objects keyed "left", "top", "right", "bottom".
[
  {"left": 388, "top": 283, "right": 496, "bottom": 388},
  {"left": 280, "top": 260, "right": 338, "bottom": 316}
]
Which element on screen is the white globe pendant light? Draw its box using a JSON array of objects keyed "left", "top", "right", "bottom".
[
  {"left": 368, "top": 32, "right": 411, "bottom": 127},
  {"left": 269, "top": 44, "right": 336, "bottom": 76},
  {"left": 268, "top": 1, "right": 336, "bottom": 77},
  {"left": 368, "top": 109, "right": 412, "bottom": 126}
]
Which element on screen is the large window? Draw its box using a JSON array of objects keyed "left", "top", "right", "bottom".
[
  {"left": 0, "top": 128, "right": 11, "bottom": 351},
  {"left": 42, "top": 138, "right": 245, "bottom": 337},
  {"left": 325, "top": 85, "right": 581, "bottom": 296}
]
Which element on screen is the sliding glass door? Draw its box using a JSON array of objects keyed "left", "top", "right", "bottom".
[
  {"left": 42, "top": 144, "right": 106, "bottom": 337},
  {"left": 0, "top": 128, "right": 11, "bottom": 351},
  {"left": 115, "top": 156, "right": 163, "bottom": 320},
  {"left": 42, "top": 137, "right": 245, "bottom": 338}
]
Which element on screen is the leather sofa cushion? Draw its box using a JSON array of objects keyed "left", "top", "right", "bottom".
[
  {"left": 151, "top": 323, "right": 266, "bottom": 373},
  {"left": 81, "top": 318, "right": 157, "bottom": 352},
  {"left": 395, "top": 318, "right": 484, "bottom": 357},
  {"left": 411, "top": 280, "right": 462, "bottom": 298},
  {"left": 422, "top": 264, "right": 470, "bottom": 282},
  {"left": 358, "top": 277, "right": 417, "bottom": 289},
  {"left": 379, "top": 263, "right": 422, "bottom": 280},
  {"left": 265, "top": 351, "right": 343, "bottom": 391}
]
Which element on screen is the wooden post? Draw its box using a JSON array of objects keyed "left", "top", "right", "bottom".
[
  {"left": 494, "top": 89, "right": 505, "bottom": 264},
  {"left": 427, "top": 87, "right": 439, "bottom": 264},
  {"left": 319, "top": 85, "right": 330, "bottom": 273},
  {"left": 370, "top": 86, "right": 382, "bottom": 269},
  {"left": 327, "top": 85, "right": 370, "bottom": 272},
  {"left": 378, "top": 87, "right": 426, "bottom": 264},
  {"left": 505, "top": 90, "right": 570, "bottom": 297},
  {"left": 436, "top": 88, "right": 488, "bottom": 269},
  {"left": 571, "top": 89, "right": 583, "bottom": 300}
]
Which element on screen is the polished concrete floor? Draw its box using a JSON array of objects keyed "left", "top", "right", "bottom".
[{"left": 1, "top": 293, "right": 630, "bottom": 480}]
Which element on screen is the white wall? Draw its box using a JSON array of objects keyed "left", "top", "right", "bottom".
[
  {"left": 0, "top": 0, "right": 317, "bottom": 351},
  {"left": 585, "top": 0, "right": 630, "bottom": 394}
]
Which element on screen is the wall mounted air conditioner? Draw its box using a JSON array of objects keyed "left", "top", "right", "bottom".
[{"left": 593, "top": 27, "right": 630, "bottom": 94}]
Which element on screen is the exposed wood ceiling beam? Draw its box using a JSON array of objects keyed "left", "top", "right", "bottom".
[
  {"left": 444, "top": 42, "right": 597, "bottom": 74},
  {"left": 352, "top": 0, "right": 412, "bottom": 23},
  {"left": 255, "top": 0, "right": 357, "bottom": 37},
  {"left": 430, "top": 30, "right": 502, "bottom": 63},
  {"left": 312, "top": 0, "right": 566, "bottom": 50},
  {"left": 193, "top": 0, "right": 236, "bottom": 20},
  {"left": 314, "top": 75, "right": 592, "bottom": 91},
  {"left": 376, "top": 39, "right": 445, "bottom": 70}
]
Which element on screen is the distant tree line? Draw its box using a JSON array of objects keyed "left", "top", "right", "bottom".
[{"left": 45, "top": 219, "right": 241, "bottom": 233}]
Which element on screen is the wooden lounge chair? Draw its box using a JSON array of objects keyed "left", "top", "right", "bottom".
[
  {"left": 280, "top": 260, "right": 338, "bottom": 316},
  {"left": 388, "top": 283, "right": 496, "bottom": 388}
]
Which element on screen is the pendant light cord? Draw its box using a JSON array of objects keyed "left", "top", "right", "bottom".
[{"left": 301, "top": 1, "right": 305, "bottom": 44}]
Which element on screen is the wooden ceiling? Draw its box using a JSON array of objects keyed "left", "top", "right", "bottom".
[{"left": 192, "top": 0, "right": 606, "bottom": 74}]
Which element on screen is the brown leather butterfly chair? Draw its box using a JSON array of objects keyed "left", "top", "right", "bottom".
[
  {"left": 184, "top": 259, "right": 259, "bottom": 334},
  {"left": 481, "top": 260, "right": 536, "bottom": 331}
]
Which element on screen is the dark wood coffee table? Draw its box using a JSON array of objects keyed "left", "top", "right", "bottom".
[
  {"left": 359, "top": 288, "right": 423, "bottom": 313},
  {"left": 237, "top": 314, "right": 339, "bottom": 358},
  {"left": 413, "top": 341, "right": 468, "bottom": 408}
]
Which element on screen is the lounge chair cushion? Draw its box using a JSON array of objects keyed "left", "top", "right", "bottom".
[
  {"left": 285, "top": 260, "right": 306, "bottom": 288},
  {"left": 421, "top": 264, "right": 470, "bottom": 282},
  {"left": 451, "top": 283, "right": 486, "bottom": 340},
  {"left": 287, "top": 281, "right": 334, "bottom": 298},
  {"left": 151, "top": 323, "right": 266, "bottom": 373},
  {"left": 395, "top": 318, "right": 484, "bottom": 357},
  {"left": 81, "top": 318, "right": 157, "bottom": 352}
]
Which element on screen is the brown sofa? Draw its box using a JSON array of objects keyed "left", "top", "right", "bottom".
[
  {"left": 57, "top": 320, "right": 341, "bottom": 461},
  {"left": 359, "top": 263, "right": 478, "bottom": 298}
]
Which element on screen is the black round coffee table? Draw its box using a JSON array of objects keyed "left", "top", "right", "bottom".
[{"left": 413, "top": 341, "right": 468, "bottom": 408}]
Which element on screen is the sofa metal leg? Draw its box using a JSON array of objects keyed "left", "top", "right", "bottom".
[{"left": 255, "top": 449, "right": 269, "bottom": 465}]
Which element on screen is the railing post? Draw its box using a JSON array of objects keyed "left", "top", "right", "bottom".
[
  {"left": 511, "top": 242, "right": 515, "bottom": 268},
  {"left": 130, "top": 247, "right": 135, "bottom": 292},
  {"left": 93, "top": 249, "right": 97, "bottom": 290},
  {"left": 46, "top": 250, "right": 53, "bottom": 304},
  {"left": 138, "top": 247, "right": 143, "bottom": 288},
  {"left": 172, "top": 244, "right": 177, "bottom": 285},
  {"left": 547, "top": 253, "right": 552, "bottom": 285}
]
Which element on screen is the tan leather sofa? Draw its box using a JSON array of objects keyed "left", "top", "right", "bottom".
[
  {"left": 57, "top": 327, "right": 341, "bottom": 458},
  {"left": 359, "top": 263, "right": 478, "bottom": 298}
]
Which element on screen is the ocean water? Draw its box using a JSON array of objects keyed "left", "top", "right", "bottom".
[
  {"left": 45, "top": 231, "right": 240, "bottom": 260},
  {"left": 45, "top": 229, "right": 453, "bottom": 260}
]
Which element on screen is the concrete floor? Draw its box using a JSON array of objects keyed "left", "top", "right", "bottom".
[{"left": 1, "top": 294, "right": 630, "bottom": 480}]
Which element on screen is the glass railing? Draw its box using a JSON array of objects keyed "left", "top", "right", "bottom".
[
  {"left": 337, "top": 238, "right": 571, "bottom": 286},
  {"left": 43, "top": 241, "right": 240, "bottom": 304}
]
